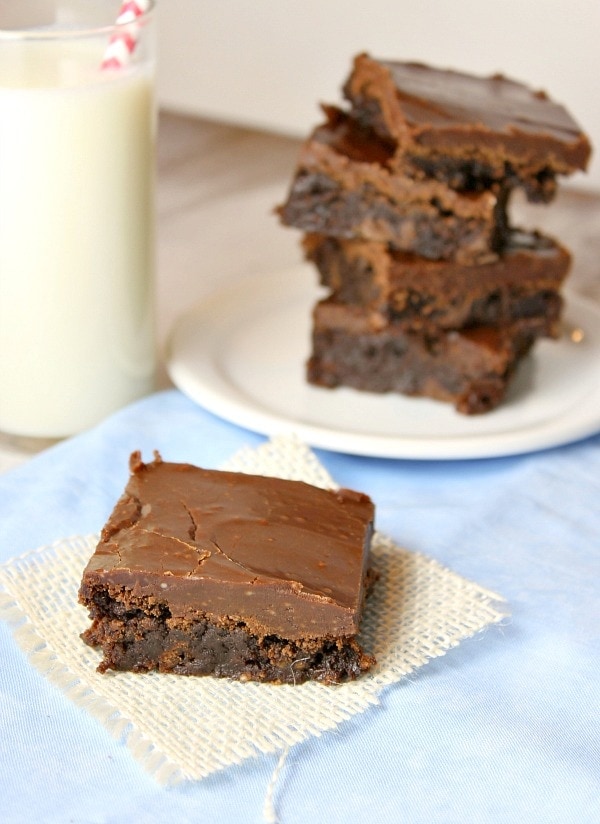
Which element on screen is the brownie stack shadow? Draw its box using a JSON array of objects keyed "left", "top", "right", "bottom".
[{"left": 278, "top": 54, "right": 591, "bottom": 414}]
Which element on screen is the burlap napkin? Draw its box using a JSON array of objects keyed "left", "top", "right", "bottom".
[{"left": 0, "top": 435, "right": 506, "bottom": 785}]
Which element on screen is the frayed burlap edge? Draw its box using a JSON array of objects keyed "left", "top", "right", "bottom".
[{"left": 0, "top": 436, "right": 508, "bottom": 787}]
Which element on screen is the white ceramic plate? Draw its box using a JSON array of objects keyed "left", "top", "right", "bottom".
[{"left": 166, "top": 265, "right": 600, "bottom": 460}]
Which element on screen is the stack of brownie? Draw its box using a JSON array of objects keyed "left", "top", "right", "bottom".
[{"left": 278, "top": 54, "right": 591, "bottom": 413}]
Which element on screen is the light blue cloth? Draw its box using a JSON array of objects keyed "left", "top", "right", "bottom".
[{"left": 1, "top": 389, "right": 598, "bottom": 824}]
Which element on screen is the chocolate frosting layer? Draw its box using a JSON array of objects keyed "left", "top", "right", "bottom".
[
  {"left": 82, "top": 454, "right": 375, "bottom": 640},
  {"left": 381, "top": 61, "right": 585, "bottom": 143},
  {"left": 343, "top": 54, "right": 592, "bottom": 175}
]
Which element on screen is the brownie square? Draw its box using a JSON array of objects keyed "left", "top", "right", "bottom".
[
  {"left": 308, "top": 297, "right": 546, "bottom": 414},
  {"left": 303, "top": 230, "right": 570, "bottom": 333},
  {"left": 79, "top": 453, "right": 376, "bottom": 684},
  {"left": 343, "top": 54, "right": 591, "bottom": 202},
  {"left": 278, "top": 106, "right": 509, "bottom": 264}
]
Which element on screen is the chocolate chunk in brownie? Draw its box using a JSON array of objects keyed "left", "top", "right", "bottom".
[
  {"left": 343, "top": 54, "right": 592, "bottom": 202},
  {"left": 308, "top": 297, "right": 547, "bottom": 414},
  {"left": 278, "top": 106, "right": 509, "bottom": 264},
  {"left": 302, "top": 229, "right": 571, "bottom": 333},
  {"left": 79, "top": 453, "right": 376, "bottom": 684}
]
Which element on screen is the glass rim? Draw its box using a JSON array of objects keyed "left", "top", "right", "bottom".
[{"left": 0, "top": 1, "right": 156, "bottom": 41}]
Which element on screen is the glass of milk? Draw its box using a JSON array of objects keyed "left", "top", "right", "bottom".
[{"left": 0, "top": 1, "right": 156, "bottom": 445}]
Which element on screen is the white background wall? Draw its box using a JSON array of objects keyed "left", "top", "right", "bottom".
[{"left": 157, "top": 0, "right": 599, "bottom": 191}]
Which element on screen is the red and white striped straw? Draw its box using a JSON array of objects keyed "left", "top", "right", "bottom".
[{"left": 101, "top": 0, "right": 151, "bottom": 70}]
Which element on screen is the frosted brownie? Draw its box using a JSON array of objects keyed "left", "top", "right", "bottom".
[
  {"left": 278, "top": 106, "right": 509, "bottom": 263},
  {"left": 303, "top": 230, "right": 570, "bottom": 333},
  {"left": 308, "top": 298, "right": 547, "bottom": 414},
  {"left": 79, "top": 453, "right": 376, "bottom": 684},
  {"left": 342, "top": 54, "right": 591, "bottom": 202}
]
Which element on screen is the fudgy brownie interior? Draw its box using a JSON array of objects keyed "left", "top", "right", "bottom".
[
  {"left": 303, "top": 230, "right": 570, "bottom": 333},
  {"left": 278, "top": 106, "right": 509, "bottom": 264}
]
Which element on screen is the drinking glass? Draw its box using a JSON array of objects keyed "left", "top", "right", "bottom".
[{"left": 0, "top": 0, "right": 157, "bottom": 447}]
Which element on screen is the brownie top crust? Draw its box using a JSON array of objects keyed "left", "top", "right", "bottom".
[
  {"left": 343, "top": 54, "right": 591, "bottom": 174},
  {"left": 81, "top": 453, "right": 375, "bottom": 640}
]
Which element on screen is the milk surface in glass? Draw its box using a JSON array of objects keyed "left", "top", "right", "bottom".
[{"left": 0, "top": 17, "right": 156, "bottom": 438}]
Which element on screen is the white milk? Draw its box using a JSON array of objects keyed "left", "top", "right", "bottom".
[{"left": 0, "top": 39, "right": 156, "bottom": 438}]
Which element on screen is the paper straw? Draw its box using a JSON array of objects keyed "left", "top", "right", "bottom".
[{"left": 101, "top": 0, "right": 151, "bottom": 70}]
